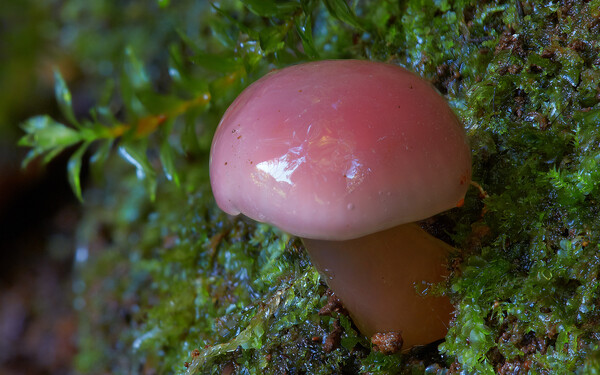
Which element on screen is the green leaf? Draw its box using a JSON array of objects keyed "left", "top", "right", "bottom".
[
  {"left": 240, "top": 0, "right": 300, "bottom": 17},
  {"left": 259, "top": 27, "right": 286, "bottom": 54},
  {"left": 42, "top": 146, "right": 68, "bottom": 165},
  {"left": 159, "top": 140, "right": 180, "bottom": 187},
  {"left": 295, "top": 18, "right": 319, "bottom": 59},
  {"left": 123, "top": 47, "right": 150, "bottom": 90},
  {"left": 157, "top": 0, "right": 170, "bottom": 8},
  {"left": 168, "top": 46, "right": 213, "bottom": 96},
  {"left": 322, "top": 0, "right": 364, "bottom": 30},
  {"left": 19, "top": 115, "right": 81, "bottom": 147},
  {"left": 209, "top": 3, "right": 255, "bottom": 39},
  {"left": 54, "top": 69, "right": 79, "bottom": 127},
  {"left": 207, "top": 17, "right": 238, "bottom": 49},
  {"left": 191, "top": 52, "right": 244, "bottom": 73},
  {"left": 19, "top": 115, "right": 82, "bottom": 167},
  {"left": 159, "top": 120, "right": 180, "bottom": 187},
  {"left": 556, "top": 49, "right": 583, "bottom": 88},
  {"left": 89, "top": 139, "right": 113, "bottom": 181},
  {"left": 120, "top": 47, "right": 150, "bottom": 117},
  {"left": 68, "top": 141, "right": 91, "bottom": 202},
  {"left": 178, "top": 31, "right": 244, "bottom": 73},
  {"left": 118, "top": 142, "right": 157, "bottom": 201}
]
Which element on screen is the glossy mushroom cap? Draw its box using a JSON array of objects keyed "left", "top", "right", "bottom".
[{"left": 210, "top": 60, "right": 471, "bottom": 240}]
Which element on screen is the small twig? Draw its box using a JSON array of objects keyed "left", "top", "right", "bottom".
[
  {"left": 470, "top": 180, "right": 489, "bottom": 218},
  {"left": 470, "top": 180, "right": 489, "bottom": 200}
]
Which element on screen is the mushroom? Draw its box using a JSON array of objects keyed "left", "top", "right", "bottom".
[{"left": 209, "top": 60, "right": 471, "bottom": 349}]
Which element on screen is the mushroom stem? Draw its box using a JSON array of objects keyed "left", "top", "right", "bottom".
[{"left": 302, "top": 222, "right": 454, "bottom": 350}]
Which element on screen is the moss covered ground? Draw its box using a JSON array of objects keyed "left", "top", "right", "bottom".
[{"left": 17, "top": 0, "right": 600, "bottom": 373}]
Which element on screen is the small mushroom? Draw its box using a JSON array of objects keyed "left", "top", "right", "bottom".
[{"left": 209, "top": 60, "right": 471, "bottom": 349}]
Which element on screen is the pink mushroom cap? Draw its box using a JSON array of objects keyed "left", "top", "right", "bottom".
[{"left": 209, "top": 60, "right": 471, "bottom": 240}]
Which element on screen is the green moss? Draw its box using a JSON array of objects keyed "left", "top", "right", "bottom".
[{"left": 437, "top": 0, "right": 600, "bottom": 372}]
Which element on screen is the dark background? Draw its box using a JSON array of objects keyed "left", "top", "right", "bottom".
[{"left": 1, "top": 2, "right": 81, "bottom": 373}]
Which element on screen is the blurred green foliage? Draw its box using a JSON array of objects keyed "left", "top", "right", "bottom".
[{"left": 13, "top": 0, "right": 600, "bottom": 373}]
